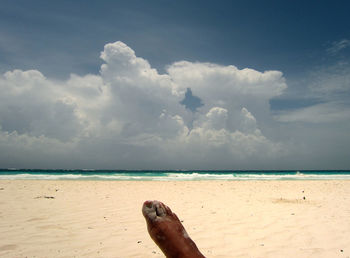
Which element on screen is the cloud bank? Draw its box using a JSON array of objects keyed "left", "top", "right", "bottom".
[{"left": 2, "top": 41, "right": 346, "bottom": 169}]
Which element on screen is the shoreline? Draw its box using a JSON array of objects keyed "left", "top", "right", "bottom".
[
  {"left": 1, "top": 180, "right": 349, "bottom": 257},
  {"left": 2, "top": 171, "right": 350, "bottom": 181}
]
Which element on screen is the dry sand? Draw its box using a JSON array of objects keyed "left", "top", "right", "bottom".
[{"left": 0, "top": 180, "right": 349, "bottom": 258}]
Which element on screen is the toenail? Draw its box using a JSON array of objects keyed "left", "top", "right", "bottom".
[{"left": 144, "top": 200, "right": 153, "bottom": 208}]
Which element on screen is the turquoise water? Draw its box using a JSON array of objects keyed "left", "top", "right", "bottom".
[{"left": 0, "top": 169, "right": 350, "bottom": 180}]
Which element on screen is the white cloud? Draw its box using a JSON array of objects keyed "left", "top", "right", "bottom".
[
  {"left": 167, "top": 61, "right": 286, "bottom": 104},
  {"left": 308, "top": 61, "right": 350, "bottom": 97},
  {"left": 0, "top": 41, "right": 293, "bottom": 169},
  {"left": 327, "top": 39, "right": 350, "bottom": 55},
  {"left": 275, "top": 61, "right": 350, "bottom": 124},
  {"left": 0, "top": 70, "right": 83, "bottom": 141},
  {"left": 275, "top": 102, "right": 350, "bottom": 123},
  {"left": 203, "top": 107, "right": 228, "bottom": 130}
]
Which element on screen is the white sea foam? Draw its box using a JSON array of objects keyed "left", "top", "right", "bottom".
[
  {"left": 0, "top": 173, "right": 144, "bottom": 181},
  {"left": 1, "top": 172, "right": 350, "bottom": 181}
]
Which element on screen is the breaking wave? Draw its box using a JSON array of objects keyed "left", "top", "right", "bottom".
[{"left": 0, "top": 170, "right": 350, "bottom": 181}]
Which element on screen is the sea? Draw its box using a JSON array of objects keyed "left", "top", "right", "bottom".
[{"left": 0, "top": 169, "right": 350, "bottom": 181}]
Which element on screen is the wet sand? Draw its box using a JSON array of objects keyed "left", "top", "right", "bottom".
[{"left": 0, "top": 180, "right": 349, "bottom": 257}]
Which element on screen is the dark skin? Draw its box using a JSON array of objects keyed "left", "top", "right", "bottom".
[{"left": 142, "top": 200, "right": 205, "bottom": 258}]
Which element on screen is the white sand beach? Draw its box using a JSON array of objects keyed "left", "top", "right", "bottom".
[{"left": 0, "top": 180, "right": 350, "bottom": 257}]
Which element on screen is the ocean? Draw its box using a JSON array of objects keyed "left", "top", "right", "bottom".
[{"left": 0, "top": 169, "right": 350, "bottom": 180}]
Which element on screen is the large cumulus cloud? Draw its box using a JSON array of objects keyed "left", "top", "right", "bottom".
[{"left": 0, "top": 41, "right": 289, "bottom": 169}]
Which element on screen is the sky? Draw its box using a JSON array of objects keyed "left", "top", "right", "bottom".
[{"left": 0, "top": 0, "right": 350, "bottom": 169}]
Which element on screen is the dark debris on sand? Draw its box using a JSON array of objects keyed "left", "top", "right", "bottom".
[{"left": 35, "top": 196, "right": 55, "bottom": 199}]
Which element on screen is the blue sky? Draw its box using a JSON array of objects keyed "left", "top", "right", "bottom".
[
  {"left": 1, "top": 0, "right": 350, "bottom": 169},
  {"left": 2, "top": 1, "right": 349, "bottom": 77}
]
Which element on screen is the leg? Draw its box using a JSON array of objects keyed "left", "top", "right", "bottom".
[{"left": 142, "top": 200, "right": 205, "bottom": 258}]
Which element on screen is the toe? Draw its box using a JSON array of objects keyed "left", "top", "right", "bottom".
[
  {"left": 155, "top": 202, "right": 167, "bottom": 217},
  {"left": 164, "top": 203, "right": 173, "bottom": 214},
  {"left": 142, "top": 200, "right": 157, "bottom": 221},
  {"left": 143, "top": 200, "right": 173, "bottom": 220}
]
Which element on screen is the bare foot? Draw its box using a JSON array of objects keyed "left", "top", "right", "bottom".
[{"left": 142, "top": 200, "right": 205, "bottom": 258}]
